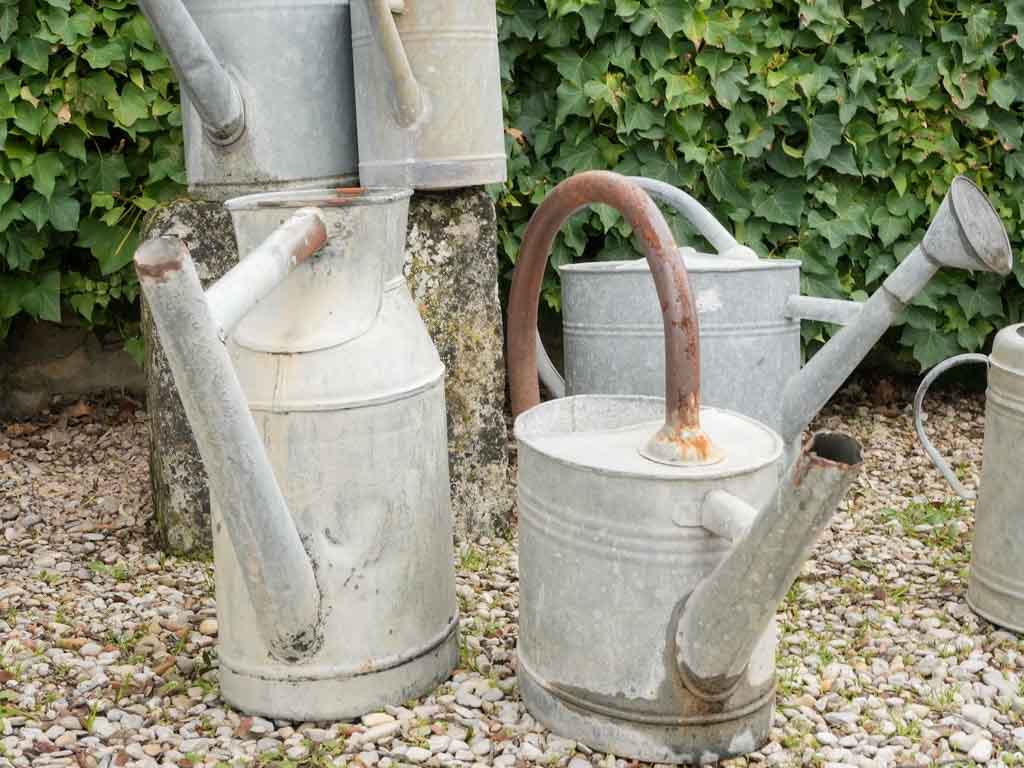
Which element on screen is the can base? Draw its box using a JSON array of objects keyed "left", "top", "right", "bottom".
[
  {"left": 968, "top": 567, "right": 1024, "bottom": 634},
  {"left": 518, "top": 657, "right": 773, "bottom": 765},
  {"left": 358, "top": 156, "right": 507, "bottom": 190},
  {"left": 219, "top": 629, "right": 459, "bottom": 721}
]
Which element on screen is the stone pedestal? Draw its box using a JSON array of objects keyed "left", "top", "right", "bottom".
[
  {"left": 144, "top": 190, "right": 513, "bottom": 555},
  {"left": 404, "top": 188, "right": 514, "bottom": 540},
  {"left": 142, "top": 201, "right": 239, "bottom": 555}
]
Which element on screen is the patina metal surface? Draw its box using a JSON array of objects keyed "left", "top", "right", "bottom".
[
  {"left": 137, "top": 189, "right": 458, "bottom": 720},
  {"left": 139, "top": 0, "right": 360, "bottom": 199},
  {"left": 350, "top": 0, "right": 507, "bottom": 189},
  {"left": 915, "top": 323, "right": 1024, "bottom": 632},
  {"left": 511, "top": 171, "right": 864, "bottom": 763},
  {"left": 534, "top": 176, "right": 1011, "bottom": 459}
]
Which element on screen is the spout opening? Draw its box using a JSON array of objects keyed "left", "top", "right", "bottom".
[
  {"left": 806, "top": 432, "right": 863, "bottom": 468},
  {"left": 947, "top": 176, "right": 1013, "bottom": 275}
]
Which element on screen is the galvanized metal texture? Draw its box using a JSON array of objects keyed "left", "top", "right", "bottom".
[
  {"left": 219, "top": 187, "right": 458, "bottom": 720},
  {"left": 506, "top": 170, "right": 716, "bottom": 465},
  {"left": 142, "top": 0, "right": 360, "bottom": 199},
  {"left": 676, "top": 432, "right": 863, "bottom": 697},
  {"left": 140, "top": 188, "right": 459, "bottom": 720},
  {"left": 206, "top": 207, "right": 327, "bottom": 338},
  {"left": 138, "top": 0, "right": 244, "bottom": 144},
  {"left": 913, "top": 353, "right": 990, "bottom": 500},
  {"left": 915, "top": 324, "right": 1024, "bottom": 633},
  {"left": 350, "top": 0, "right": 507, "bottom": 189},
  {"left": 514, "top": 389, "right": 863, "bottom": 761},
  {"left": 135, "top": 236, "right": 324, "bottom": 663},
  {"left": 780, "top": 176, "right": 1012, "bottom": 447}
]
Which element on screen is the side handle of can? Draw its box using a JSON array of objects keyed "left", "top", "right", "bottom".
[{"left": 912, "top": 353, "right": 990, "bottom": 500}]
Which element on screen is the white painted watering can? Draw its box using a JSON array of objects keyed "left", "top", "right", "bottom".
[
  {"left": 135, "top": 188, "right": 458, "bottom": 719},
  {"left": 914, "top": 323, "right": 1024, "bottom": 632},
  {"left": 506, "top": 172, "right": 864, "bottom": 763},
  {"left": 350, "top": 0, "right": 507, "bottom": 188},
  {"left": 535, "top": 176, "right": 1013, "bottom": 456},
  {"left": 138, "top": 0, "right": 375, "bottom": 198}
]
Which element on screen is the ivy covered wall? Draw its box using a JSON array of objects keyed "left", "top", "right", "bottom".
[{"left": 2, "top": 0, "right": 1023, "bottom": 368}]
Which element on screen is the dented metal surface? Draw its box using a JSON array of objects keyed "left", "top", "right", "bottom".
[
  {"left": 510, "top": 172, "right": 864, "bottom": 762},
  {"left": 350, "top": 0, "right": 507, "bottom": 189},
  {"left": 915, "top": 323, "right": 1024, "bottom": 632},
  {"left": 139, "top": 0, "right": 360, "bottom": 199},
  {"left": 136, "top": 189, "right": 458, "bottom": 720},
  {"left": 535, "top": 175, "right": 1012, "bottom": 459}
]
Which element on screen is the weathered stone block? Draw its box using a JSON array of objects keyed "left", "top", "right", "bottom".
[
  {"left": 142, "top": 201, "right": 239, "bottom": 555},
  {"left": 143, "top": 190, "right": 513, "bottom": 555},
  {"left": 404, "top": 188, "right": 514, "bottom": 540}
]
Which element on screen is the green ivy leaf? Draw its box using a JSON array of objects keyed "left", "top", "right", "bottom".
[
  {"left": 48, "top": 193, "right": 80, "bottom": 232},
  {"left": 29, "top": 152, "right": 64, "bottom": 200},
  {"left": 754, "top": 179, "right": 805, "bottom": 226},
  {"left": 14, "top": 37, "right": 49, "bottom": 73},
  {"left": 0, "top": 5, "right": 18, "bottom": 43},
  {"left": 804, "top": 113, "right": 843, "bottom": 166},
  {"left": 19, "top": 269, "right": 61, "bottom": 322}
]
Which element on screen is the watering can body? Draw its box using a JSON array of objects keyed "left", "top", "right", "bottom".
[
  {"left": 537, "top": 176, "right": 1012, "bottom": 455},
  {"left": 350, "top": 0, "right": 507, "bottom": 189},
  {"left": 142, "top": 0, "right": 360, "bottom": 200},
  {"left": 915, "top": 323, "right": 1024, "bottom": 633},
  {"left": 558, "top": 253, "right": 801, "bottom": 433},
  {"left": 506, "top": 172, "right": 863, "bottom": 763},
  {"left": 138, "top": 189, "right": 458, "bottom": 720}
]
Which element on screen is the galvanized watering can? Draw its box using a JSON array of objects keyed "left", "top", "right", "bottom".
[
  {"left": 507, "top": 172, "right": 864, "bottom": 763},
  {"left": 135, "top": 188, "right": 458, "bottom": 719},
  {"left": 138, "top": 0, "right": 366, "bottom": 199},
  {"left": 350, "top": 0, "right": 507, "bottom": 189},
  {"left": 914, "top": 323, "right": 1024, "bottom": 632},
  {"left": 536, "top": 176, "right": 1013, "bottom": 455}
]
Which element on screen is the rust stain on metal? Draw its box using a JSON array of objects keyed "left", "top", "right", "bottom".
[
  {"left": 135, "top": 259, "right": 183, "bottom": 281},
  {"left": 506, "top": 171, "right": 706, "bottom": 444}
]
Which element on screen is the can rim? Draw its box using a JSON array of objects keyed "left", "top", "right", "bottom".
[{"left": 224, "top": 187, "right": 413, "bottom": 211}]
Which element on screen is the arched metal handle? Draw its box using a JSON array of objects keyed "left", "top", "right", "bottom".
[
  {"left": 535, "top": 177, "right": 753, "bottom": 399},
  {"left": 508, "top": 171, "right": 719, "bottom": 465},
  {"left": 913, "top": 353, "right": 989, "bottom": 500},
  {"left": 365, "top": 0, "right": 425, "bottom": 128}
]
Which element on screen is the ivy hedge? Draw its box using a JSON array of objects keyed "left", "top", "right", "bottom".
[
  {"left": 0, "top": 0, "right": 185, "bottom": 357},
  {"left": 495, "top": 0, "right": 1024, "bottom": 367},
  {"left": 2, "top": 0, "right": 1023, "bottom": 369}
]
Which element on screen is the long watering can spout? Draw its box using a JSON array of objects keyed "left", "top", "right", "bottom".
[
  {"left": 676, "top": 433, "right": 863, "bottom": 699},
  {"left": 780, "top": 176, "right": 1012, "bottom": 447},
  {"left": 138, "top": 0, "right": 244, "bottom": 143},
  {"left": 135, "top": 211, "right": 328, "bottom": 661}
]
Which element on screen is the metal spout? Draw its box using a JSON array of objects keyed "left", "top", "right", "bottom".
[
  {"left": 135, "top": 211, "right": 328, "bottom": 662},
  {"left": 676, "top": 433, "right": 863, "bottom": 699},
  {"left": 780, "top": 176, "right": 1012, "bottom": 447},
  {"left": 139, "top": 0, "right": 245, "bottom": 144}
]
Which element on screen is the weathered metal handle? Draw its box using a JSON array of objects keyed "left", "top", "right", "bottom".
[
  {"left": 365, "top": 0, "right": 425, "bottom": 128},
  {"left": 535, "top": 177, "right": 754, "bottom": 399},
  {"left": 913, "top": 353, "right": 989, "bottom": 500},
  {"left": 138, "top": 0, "right": 245, "bottom": 144},
  {"left": 508, "top": 171, "right": 718, "bottom": 465}
]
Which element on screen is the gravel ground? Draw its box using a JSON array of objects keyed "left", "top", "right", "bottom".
[{"left": 1, "top": 380, "right": 1021, "bottom": 768}]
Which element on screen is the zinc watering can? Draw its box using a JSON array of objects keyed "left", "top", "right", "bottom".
[
  {"left": 350, "top": 0, "right": 507, "bottom": 188},
  {"left": 914, "top": 323, "right": 1024, "bottom": 632},
  {"left": 506, "top": 172, "right": 864, "bottom": 763},
  {"left": 135, "top": 188, "right": 458, "bottom": 720},
  {"left": 535, "top": 175, "right": 1013, "bottom": 456},
  {"left": 138, "top": 0, "right": 374, "bottom": 199}
]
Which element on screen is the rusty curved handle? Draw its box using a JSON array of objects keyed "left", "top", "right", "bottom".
[{"left": 507, "top": 171, "right": 717, "bottom": 464}]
